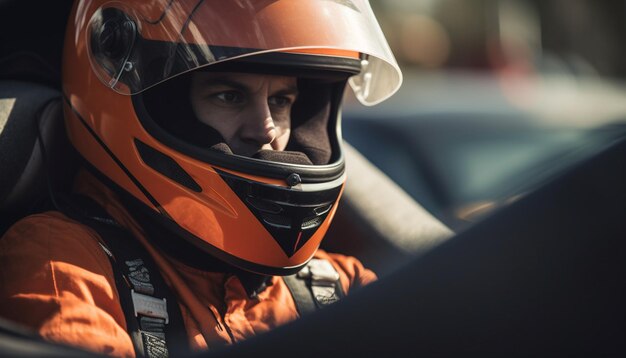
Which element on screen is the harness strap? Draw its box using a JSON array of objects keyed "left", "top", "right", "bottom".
[
  {"left": 57, "top": 194, "right": 345, "bottom": 353},
  {"left": 283, "top": 258, "right": 345, "bottom": 316},
  {"left": 283, "top": 275, "right": 316, "bottom": 316},
  {"left": 58, "top": 194, "right": 188, "bottom": 357}
]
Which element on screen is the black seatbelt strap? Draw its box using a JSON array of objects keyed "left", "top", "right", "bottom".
[
  {"left": 56, "top": 194, "right": 188, "bottom": 358},
  {"left": 283, "top": 258, "right": 345, "bottom": 316}
]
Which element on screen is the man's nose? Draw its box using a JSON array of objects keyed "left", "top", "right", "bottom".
[{"left": 239, "top": 101, "right": 277, "bottom": 147}]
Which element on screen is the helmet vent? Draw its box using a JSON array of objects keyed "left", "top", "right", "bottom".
[
  {"left": 261, "top": 213, "right": 292, "bottom": 230},
  {"left": 134, "top": 139, "right": 201, "bottom": 192},
  {"left": 246, "top": 197, "right": 283, "bottom": 215},
  {"left": 314, "top": 204, "right": 333, "bottom": 216},
  {"left": 301, "top": 216, "right": 323, "bottom": 230}
]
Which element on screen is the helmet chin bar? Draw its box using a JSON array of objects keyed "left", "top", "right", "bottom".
[
  {"left": 130, "top": 136, "right": 345, "bottom": 272},
  {"left": 215, "top": 168, "right": 343, "bottom": 258},
  {"left": 113, "top": 164, "right": 344, "bottom": 275}
]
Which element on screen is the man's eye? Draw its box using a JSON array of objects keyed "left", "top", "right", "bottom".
[
  {"left": 268, "top": 96, "right": 293, "bottom": 107},
  {"left": 215, "top": 91, "right": 243, "bottom": 104}
]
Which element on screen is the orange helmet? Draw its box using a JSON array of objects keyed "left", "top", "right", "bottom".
[{"left": 63, "top": 0, "right": 402, "bottom": 275}]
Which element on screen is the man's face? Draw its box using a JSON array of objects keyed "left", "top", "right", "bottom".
[{"left": 190, "top": 72, "right": 298, "bottom": 157}]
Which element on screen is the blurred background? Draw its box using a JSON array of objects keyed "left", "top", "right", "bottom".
[{"left": 343, "top": 0, "right": 626, "bottom": 230}]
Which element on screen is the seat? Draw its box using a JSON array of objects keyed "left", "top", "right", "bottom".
[
  {"left": 323, "top": 142, "right": 453, "bottom": 275},
  {"left": 0, "top": 80, "right": 78, "bottom": 235}
]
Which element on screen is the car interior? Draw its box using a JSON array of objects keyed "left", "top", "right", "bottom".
[{"left": 1, "top": 0, "right": 625, "bottom": 356}]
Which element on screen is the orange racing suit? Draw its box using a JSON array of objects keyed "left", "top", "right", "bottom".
[{"left": 0, "top": 171, "right": 376, "bottom": 357}]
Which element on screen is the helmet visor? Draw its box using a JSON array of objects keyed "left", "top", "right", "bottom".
[{"left": 85, "top": 0, "right": 401, "bottom": 106}]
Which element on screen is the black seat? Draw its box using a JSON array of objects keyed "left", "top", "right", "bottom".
[{"left": 0, "top": 80, "right": 78, "bottom": 235}]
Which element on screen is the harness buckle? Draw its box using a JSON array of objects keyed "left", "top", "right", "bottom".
[
  {"left": 296, "top": 259, "right": 342, "bottom": 307},
  {"left": 297, "top": 259, "right": 340, "bottom": 286},
  {"left": 131, "top": 289, "right": 169, "bottom": 324}
]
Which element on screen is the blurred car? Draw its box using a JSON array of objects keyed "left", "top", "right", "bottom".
[{"left": 343, "top": 69, "right": 626, "bottom": 230}]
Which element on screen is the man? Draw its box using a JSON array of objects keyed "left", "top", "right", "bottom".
[
  {"left": 0, "top": 0, "right": 402, "bottom": 356},
  {"left": 189, "top": 72, "right": 296, "bottom": 156}
]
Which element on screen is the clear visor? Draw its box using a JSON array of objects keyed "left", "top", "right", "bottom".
[{"left": 84, "top": 0, "right": 402, "bottom": 106}]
